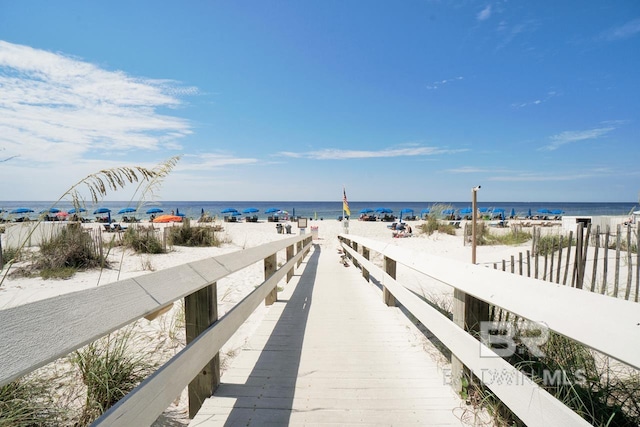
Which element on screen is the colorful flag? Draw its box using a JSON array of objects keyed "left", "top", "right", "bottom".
[{"left": 342, "top": 187, "right": 351, "bottom": 217}]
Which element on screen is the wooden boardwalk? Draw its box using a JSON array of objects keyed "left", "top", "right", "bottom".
[{"left": 190, "top": 242, "right": 464, "bottom": 426}]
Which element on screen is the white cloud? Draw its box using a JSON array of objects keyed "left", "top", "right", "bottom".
[
  {"left": 601, "top": 18, "right": 640, "bottom": 41},
  {"left": 426, "top": 76, "right": 464, "bottom": 90},
  {"left": 278, "top": 145, "right": 467, "bottom": 160},
  {"left": 0, "top": 41, "right": 196, "bottom": 164},
  {"left": 180, "top": 153, "right": 260, "bottom": 171},
  {"left": 477, "top": 5, "right": 492, "bottom": 22},
  {"left": 540, "top": 127, "right": 614, "bottom": 151},
  {"left": 511, "top": 90, "right": 557, "bottom": 109}
]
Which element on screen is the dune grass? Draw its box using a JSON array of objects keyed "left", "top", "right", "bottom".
[
  {"left": 167, "top": 218, "right": 225, "bottom": 247},
  {"left": 0, "top": 157, "right": 185, "bottom": 424},
  {"left": 122, "top": 226, "right": 165, "bottom": 254},
  {"left": 420, "top": 214, "right": 458, "bottom": 236},
  {"left": 466, "top": 329, "right": 640, "bottom": 426},
  {"left": 71, "top": 329, "right": 155, "bottom": 425},
  {"left": 0, "top": 377, "right": 63, "bottom": 426}
]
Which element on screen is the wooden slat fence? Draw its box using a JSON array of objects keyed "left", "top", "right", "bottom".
[{"left": 493, "top": 224, "right": 639, "bottom": 303}]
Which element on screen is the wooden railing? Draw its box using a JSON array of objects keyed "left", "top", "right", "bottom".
[
  {"left": 339, "top": 234, "right": 639, "bottom": 427},
  {"left": 0, "top": 234, "right": 313, "bottom": 426}
]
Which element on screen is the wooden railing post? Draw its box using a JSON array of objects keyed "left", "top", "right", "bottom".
[
  {"left": 383, "top": 256, "right": 396, "bottom": 306},
  {"left": 297, "top": 241, "right": 303, "bottom": 267},
  {"left": 264, "top": 253, "right": 277, "bottom": 305},
  {"left": 362, "top": 246, "right": 370, "bottom": 282},
  {"left": 286, "top": 244, "right": 294, "bottom": 283},
  {"left": 352, "top": 242, "right": 360, "bottom": 269},
  {"left": 304, "top": 236, "right": 312, "bottom": 256},
  {"left": 185, "top": 283, "right": 220, "bottom": 418}
]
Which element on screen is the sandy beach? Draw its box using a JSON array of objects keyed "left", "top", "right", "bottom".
[{"left": 1, "top": 216, "right": 631, "bottom": 424}]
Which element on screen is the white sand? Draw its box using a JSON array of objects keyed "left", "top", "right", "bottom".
[{"left": 0, "top": 218, "right": 541, "bottom": 424}]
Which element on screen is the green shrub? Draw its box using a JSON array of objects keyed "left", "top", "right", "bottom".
[
  {"left": 1, "top": 246, "right": 21, "bottom": 266},
  {"left": 167, "top": 220, "right": 222, "bottom": 247},
  {"left": 122, "top": 226, "right": 164, "bottom": 254},
  {"left": 420, "top": 215, "right": 457, "bottom": 236},
  {"left": 12, "top": 224, "right": 109, "bottom": 279},
  {"left": 482, "top": 227, "right": 532, "bottom": 246}
]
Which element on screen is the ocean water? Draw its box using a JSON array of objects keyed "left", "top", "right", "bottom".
[{"left": 0, "top": 200, "right": 637, "bottom": 221}]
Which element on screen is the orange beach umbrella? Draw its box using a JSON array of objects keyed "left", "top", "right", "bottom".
[{"left": 152, "top": 214, "right": 183, "bottom": 223}]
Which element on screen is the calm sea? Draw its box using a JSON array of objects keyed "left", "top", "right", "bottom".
[{"left": 1, "top": 201, "right": 637, "bottom": 221}]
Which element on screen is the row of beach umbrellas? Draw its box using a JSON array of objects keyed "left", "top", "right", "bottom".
[
  {"left": 359, "top": 207, "right": 415, "bottom": 215},
  {"left": 220, "top": 207, "right": 287, "bottom": 216},
  {"left": 1, "top": 206, "right": 175, "bottom": 217},
  {"left": 357, "top": 207, "right": 566, "bottom": 218}
]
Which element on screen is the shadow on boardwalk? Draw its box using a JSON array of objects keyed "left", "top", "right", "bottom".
[{"left": 199, "top": 245, "right": 321, "bottom": 425}]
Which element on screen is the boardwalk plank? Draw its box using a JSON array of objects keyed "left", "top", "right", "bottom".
[{"left": 190, "top": 243, "right": 462, "bottom": 426}]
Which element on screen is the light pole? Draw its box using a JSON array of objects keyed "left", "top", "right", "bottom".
[{"left": 472, "top": 186, "right": 481, "bottom": 264}]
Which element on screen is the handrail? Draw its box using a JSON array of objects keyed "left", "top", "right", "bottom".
[
  {"left": 338, "top": 234, "right": 640, "bottom": 427},
  {"left": 339, "top": 234, "right": 640, "bottom": 370},
  {"left": 94, "top": 239, "right": 312, "bottom": 426},
  {"left": 0, "top": 234, "right": 311, "bottom": 387}
]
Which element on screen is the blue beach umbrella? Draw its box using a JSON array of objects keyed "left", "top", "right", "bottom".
[
  {"left": 527, "top": 208, "right": 532, "bottom": 218},
  {"left": 146, "top": 207, "right": 163, "bottom": 214},
  {"left": 442, "top": 209, "right": 455, "bottom": 215},
  {"left": 551, "top": 209, "right": 564, "bottom": 215},
  {"left": 221, "top": 208, "right": 239, "bottom": 214},
  {"left": 459, "top": 207, "right": 473, "bottom": 215},
  {"left": 10, "top": 208, "right": 34, "bottom": 214},
  {"left": 118, "top": 207, "right": 136, "bottom": 215},
  {"left": 242, "top": 208, "right": 259, "bottom": 214},
  {"left": 265, "top": 208, "right": 280, "bottom": 214},
  {"left": 375, "top": 207, "right": 393, "bottom": 214},
  {"left": 420, "top": 208, "right": 430, "bottom": 215},
  {"left": 68, "top": 208, "right": 87, "bottom": 214},
  {"left": 537, "top": 209, "right": 552, "bottom": 214},
  {"left": 510, "top": 208, "right": 516, "bottom": 218},
  {"left": 40, "top": 208, "right": 61, "bottom": 214},
  {"left": 359, "top": 208, "right": 374, "bottom": 214},
  {"left": 492, "top": 208, "right": 505, "bottom": 220},
  {"left": 94, "top": 207, "right": 111, "bottom": 223}
]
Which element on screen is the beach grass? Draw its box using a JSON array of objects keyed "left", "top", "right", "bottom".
[
  {"left": 534, "top": 234, "right": 574, "bottom": 256},
  {"left": 166, "top": 219, "right": 224, "bottom": 247},
  {"left": 0, "top": 377, "right": 62, "bottom": 426},
  {"left": 420, "top": 215, "right": 457, "bottom": 236},
  {"left": 72, "top": 329, "right": 155, "bottom": 425},
  {"left": 122, "top": 226, "right": 165, "bottom": 254},
  {"left": 7, "top": 224, "right": 107, "bottom": 280},
  {"left": 466, "top": 330, "right": 640, "bottom": 426}
]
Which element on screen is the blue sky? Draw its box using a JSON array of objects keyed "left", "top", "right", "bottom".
[{"left": 1, "top": 1, "right": 639, "bottom": 202}]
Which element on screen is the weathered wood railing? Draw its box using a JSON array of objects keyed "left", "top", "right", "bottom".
[
  {"left": 0, "top": 234, "right": 312, "bottom": 426},
  {"left": 339, "top": 234, "right": 639, "bottom": 427}
]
